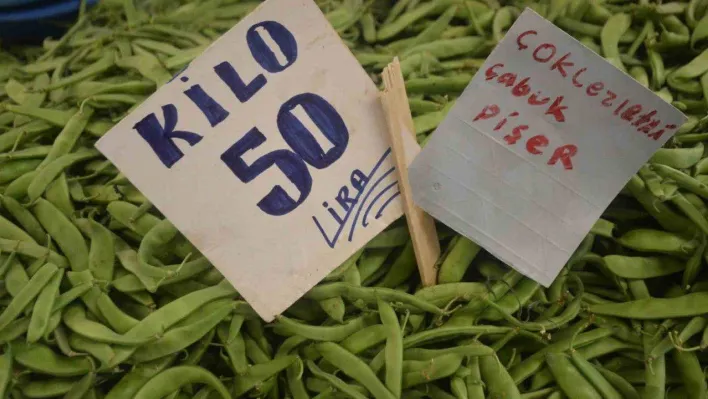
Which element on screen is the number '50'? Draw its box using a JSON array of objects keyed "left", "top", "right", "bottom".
[
  {"left": 219, "top": 21, "right": 350, "bottom": 217},
  {"left": 222, "top": 93, "right": 349, "bottom": 216}
]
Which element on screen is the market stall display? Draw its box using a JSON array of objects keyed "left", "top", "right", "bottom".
[{"left": 2, "top": 0, "right": 708, "bottom": 397}]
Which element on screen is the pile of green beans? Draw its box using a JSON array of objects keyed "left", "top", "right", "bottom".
[{"left": 3, "top": 0, "right": 708, "bottom": 397}]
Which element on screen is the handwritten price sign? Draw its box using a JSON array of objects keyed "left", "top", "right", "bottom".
[
  {"left": 97, "top": 0, "right": 418, "bottom": 320},
  {"left": 409, "top": 9, "right": 686, "bottom": 286}
]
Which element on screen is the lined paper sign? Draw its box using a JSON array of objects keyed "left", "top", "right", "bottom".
[
  {"left": 409, "top": 9, "right": 686, "bottom": 286},
  {"left": 97, "top": 0, "right": 418, "bottom": 321}
]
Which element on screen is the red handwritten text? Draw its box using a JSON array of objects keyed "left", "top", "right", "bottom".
[
  {"left": 514, "top": 29, "right": 677, "bottom": 141},
  {"left": 472, "top": 104, "right": 578, "bottom": 170}
]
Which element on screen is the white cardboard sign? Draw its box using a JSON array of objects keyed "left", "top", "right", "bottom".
[
  {"left": 408, "top": 9, "right": 686, "bottom": 286},
  {"left": 97, "top": 0, "right": 418, "bottom": 321}
]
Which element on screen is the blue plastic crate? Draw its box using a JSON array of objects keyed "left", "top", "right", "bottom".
[{"left": 0, "top": 0, "right": 99, "bottom": 40}]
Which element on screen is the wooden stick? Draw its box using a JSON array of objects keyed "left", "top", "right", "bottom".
[{"left": 380, "top": 58, "right": 440, "bottom": 286}]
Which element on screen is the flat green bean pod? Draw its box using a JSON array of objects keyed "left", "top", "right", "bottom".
[
  {"left": 603, "top": 255, "right": 685, "bottom": 278},
  {"left": 274, "top": 313, "right": 377, "bottom": 341},
  {"left": 12, "top": 342, "right": 93, "bottom": 377},
  {"left": 589, "top": 291, "right": 708, "bottom": 318},
  {"left": 617, "top": 228, "right": 697, "bottom": 255},
  {"left": 134, "top": 366, "right": 231, "bottom": 399}
]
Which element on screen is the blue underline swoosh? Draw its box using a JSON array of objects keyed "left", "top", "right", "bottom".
[
  {"left": 363, "top": 181, "right": 397, "bottom": 227},
  {"left": 312, "top": 148, "right": 392, "bottom": 248}
]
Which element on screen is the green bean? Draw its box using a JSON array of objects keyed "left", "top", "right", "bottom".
[
  {"left": 406, "top": 6, "right": 458, "bottom": 49},
  {"left": 0, "top": 160, "right": 42, "bottom": 185},
  {"left": 585, "top": 313, "right": 640, "bottom": 344},
  {"left": 62, "top": 303, "right": 152, "bottom": 345},
  {"left": 115, "top": 53, "right": 171, "bottom": 86},
  {"left": 405, "top": 75, "right": 472, "bottom": 94},
  {"left": 657, "top": 168, "right": 707, "bottom": 206},
  {"left": 45, "top": 173, "right": 74, "bottom": 219},
  {"left": 1, "top": 105, "right": 105, "bottom": 137},
  {"left": 402, "top": 353, "right": 464, "bottom": 388},
  {"left": 509, "top": 328, "right": 612, "bottom": 384},
  {"left": 96, "top": 292, "right": 138, "bottom": 333},
  {"left": 693, "top": 11, "right": 708, "bottom": 46},
  {"left": 546, "top": 352, "right": 602, "bottom": 399},
  {"left": 104, "top": 355, "right": 175, "bottom": 399},
  {"left": 481, "top": 281, "right": 582, "bottom": 332},
  {"left": 403, "top": 37, "right": 487, "bottom": 60},
  {"left": 356, "top": 248, "right": 391, "bottom": 283},
  {"left": 319, "top": 296, "right": 345, "bottom": 322},
  {"left": 378, "top": 0, "right": 456, "bottom": 41},
  {"left": 13, "top": 74, "right": 49, "bottom": 126},
  {"left": 651, "top": 143, "right": 704, "bottom": 169},
  {"left": 0, "top": 263, "right": 57, "bottom": 330},
  {"left": 601, "top": 13, "right": 631, "bottom": 72},
  {"left": 13, "top": 341, "right": 93, "bottom": 377},
  {"left": 132, "top": 301, "right": 232, "bottom": 362},
  {"left": 307, "top": 360, "right": 368, "bottom": 399},
  {"left": 586, "top": 363, "right": 640, "bottom": 399},
  {"left": 637, "top": 164, "right": 668, "bottom": 201},
  {"left": 3, "top": 171, "right": 35, "bottom": 201},
  {"left": 0, "top": 120, "right": 52, "bottom": 153},
  {"left": 134, "top": 366, "right": 231, "bottom": 399},
  {"left": 413, "top": 102, "right": 454, "bottom": 134},
  {"left": 0, "top": 212, "right": 37, "bottom": 244},
  {"left": 414, "top": 282, "right": 488, "bottom": 307},
  {"left": 408, "top": 99, "right": 443, "bottom": 115},
  {"left": 306, "top": 282, "right": 443, "bottom": 314},
  {"left": 480, "top": 278, "right": 540, "bottom": 321},
  {"left": 70, "top": 80, "right": 154, "bottom": 100},
  {"left": 26, "top": 268, "right": 62, "bottom": 342},
  {"left": 63, "top": 371, "right": 95, "bottom": 399},
  {"left": 616, "top": 228, "right": 697, "bottom": 255},
  {"left": 121, "top": 280, "right": 236, "bottom": 337},
  {"left": 42, "top": 52, "right": 114, "bottom": 91},
  {"left": 446, "top": 269, "right": 525, "bottom": 325},
  {"left": 556, "top": 17, "right": 635, "bottom": 42},
  {"left": 671, "top": 350, "right": 706, "bottom": 399},
  {"left": 667, "top": 74, "right": 703, "bottom": 96},
  {"left": 33, "top": 199, "right": 88, "bottom": 271},
  {"left": 404, "top": 342, "right": 494, "bottom": 361},
  {"left": 274, "top": 313, "right": 376, "bottom": 341},
  {"left": 232, "top": 355, "right": 297, "bottom": 396},
  {"left": 570, "top": 351, "right": 622, "bottom": 399},
  {"left": 671, "top": 192, "right": 708, "bottom": 235},
  {"left": 67, "top": 333, "right": 115, "bottom": 367},
  {"left": 184, "top": 326, "right": 215, "bottom": 366},
  {"left": 21, "top": 378, "right": 77, "bottom": 398},
  {"left": 0, "top": 350, "right": 10, "bottom": 398},
  {"left": 317, "top": 342, "right": 396, "bottom": 399},
  {"left": 4, "top": 255, "right": 28, "bottom": 298},
  {"left": 478, "top": 355, "right": 521, "bottom": 399},
  {"left": 684, "top": 234, "right": 707, "bottom": 288},
  {"left": 602, "top": 255, "right": 684, "bottom": 279},
  {"left": 42, "top": 106, "right": 95, "bottom": 168},
  {"left": 379, "top": 300, "right": 402, "bottom": 397},
  {"left": 19, "top": 56, "right": 67, "bottom": 74},
  {"left": 74, "top": 218, "right": 114, "bottom": 283},
  {"left": 163, "top": 46, "right": 207, "bottom": 69},
  {"left": 28, "top": 148, "right": 100, "bottom": 203},
  {"left": 377, "top": 240, "right": 416, "bottom": 288},
  {"left": 337, "top": 324, "right": 386, "bottom": 355},
  {"left": 438, "top": 236, "right": 480, "bottom": 284},
  {"left": 589, "top": 291, "right": 708, "bottom": 318},
  {"left": 217, "top": 321, "right": 248, "bottom": 374},
  {"left": 366, "top": 227, "right": 409, "bottom": 248}
]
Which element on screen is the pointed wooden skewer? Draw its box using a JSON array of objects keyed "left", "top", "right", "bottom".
[{"left": 380, "top": 57, "right": 440, "bottom": 286}]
